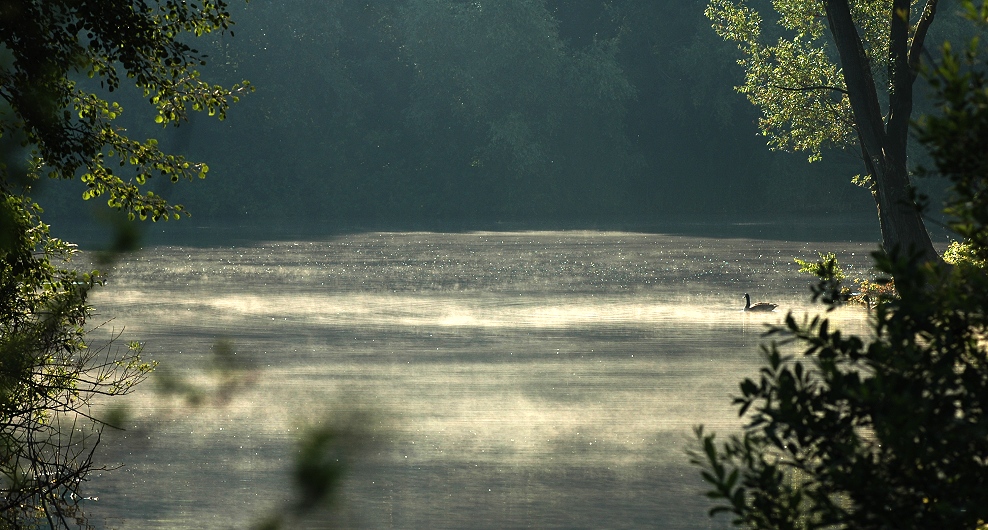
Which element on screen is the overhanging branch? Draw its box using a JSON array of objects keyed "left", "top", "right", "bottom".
[
  {"left": 767, "top": 83, "right": 849, "bottom": 95},
  {"left": 908, "top": 0, "right": 940, "bottom": 77}
]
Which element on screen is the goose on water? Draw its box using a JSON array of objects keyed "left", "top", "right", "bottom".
[{"left": 743, "top": 293, "right": 777, "bottom": 312}]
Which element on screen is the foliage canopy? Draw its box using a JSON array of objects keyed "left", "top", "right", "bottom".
[
  {"left": 1, "top": 0, "right": 250, "bottom": 221},
  {"left": 705, "top": 0, "right": 914, "bottom": 163},
  {"left": 705, "top": 0, "right": 942, "bottom": 262},
  {"left": 1, "top": 0, "right": 248, "bottom": 525}
]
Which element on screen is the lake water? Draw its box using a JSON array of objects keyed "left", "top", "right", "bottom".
[{"left": 81, "top": 230, "right": 877, "bottom": 529}]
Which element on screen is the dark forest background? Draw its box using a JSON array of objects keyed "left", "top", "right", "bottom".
[{"left": 36, "top": 0, "right": 956, "bottom": 233}]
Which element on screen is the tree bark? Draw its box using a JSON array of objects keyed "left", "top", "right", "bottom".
[{"left": 824, "top": 0, "right": 940, "bottom": 263}]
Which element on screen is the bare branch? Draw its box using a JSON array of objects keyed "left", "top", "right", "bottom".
[{"left": 767, "top": 83, "right": 849, "bottom": 95}]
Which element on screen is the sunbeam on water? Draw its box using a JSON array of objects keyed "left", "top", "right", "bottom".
[{"left": 83, "top": 231, "right": 876, "bottom": 529}]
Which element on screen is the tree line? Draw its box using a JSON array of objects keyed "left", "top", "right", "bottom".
[{"left": 38, "top": 0, "right": 881, "bottom": 228}]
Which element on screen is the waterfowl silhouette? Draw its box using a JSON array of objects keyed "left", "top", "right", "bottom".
[{"left": 743, "top": 293, "right": 777, "bottom": 312}]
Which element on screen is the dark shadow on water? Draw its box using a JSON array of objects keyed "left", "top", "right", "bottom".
[
  {"left": 52, "top": 212, "right": 910, "bottom": 249},
  {"left": 341, "top": 460, "right": 731, "bottom": 530}
]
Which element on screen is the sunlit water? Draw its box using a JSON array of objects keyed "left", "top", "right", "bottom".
[{"left": 81, "top": 231, "right": 877, "bottom": 529}]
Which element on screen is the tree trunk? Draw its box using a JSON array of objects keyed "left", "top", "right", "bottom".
[
  {"left": 824, "top": 0, "right": 940, "bottom": 263},
  {"left": 871, "top": 154, "right": 938, "bottom": 260}
]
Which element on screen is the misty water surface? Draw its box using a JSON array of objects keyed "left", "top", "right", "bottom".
[{"left": 83, "top": 231, "right": 876, "bottom": 529}]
